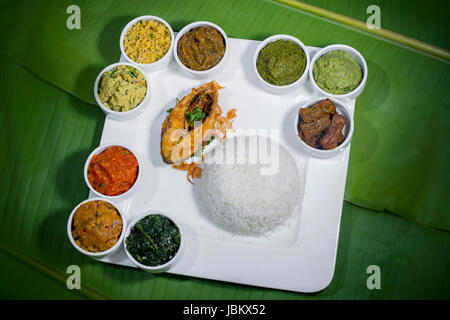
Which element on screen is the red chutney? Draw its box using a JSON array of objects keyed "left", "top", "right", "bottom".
[{"left": 87, "top": 146, "right": 138, "bottom": 196}]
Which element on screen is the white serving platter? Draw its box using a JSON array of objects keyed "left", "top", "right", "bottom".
[{"left": 91, "top": 36, "right": 354, "bottom": 293}]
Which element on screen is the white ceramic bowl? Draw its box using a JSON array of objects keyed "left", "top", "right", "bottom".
[
  {"left": 309, "top": 44, "right": 368, "bottom": 100},
  {"left": 294, "top": 97, "right": 354, "bottom": 158},
  {"left": 173, "top": 21, "right": 230, "bottom": 79},
  {"left": 84, "top": 143, "right": 142, "bottom": 201},
  {"left": 119, "top": 15, "right": 174, "bottom": 73},
  {"left": 124, "top": 211, "right": 184, "bottom": 273},
  {"left": 253, "top": 34, "right": 310, "bottom": 95},
  {"left": 67, "top": 198, "right": 127, "bottom": 258},
  {"left": 94, "top": 62, "right": 151, "bottom": 121}
]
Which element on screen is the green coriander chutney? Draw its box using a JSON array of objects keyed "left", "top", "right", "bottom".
[
  {"left": 313, "top": 50, "right": 362, "bottom": 95},
  {"left": 256, "top": 40, "right": 306, "bottom": 86}
]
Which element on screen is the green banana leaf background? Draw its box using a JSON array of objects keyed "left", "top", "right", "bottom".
[
  {"left": 293, "top": 0, "right": 450, "bottom": 50},
  {"left": 0, "top": 0, "right": 449, "bottom": 299}
]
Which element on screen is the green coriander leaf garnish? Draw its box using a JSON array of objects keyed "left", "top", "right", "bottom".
[
  {"left": 186, "top": 107, "right": 206, "bottom": 124},
  {"left": 109, "top": 69, "right": 117, "bottom": 77},
  {"left": 195, "top": 147, "right": 204, "bottom": 157},
  {"left": 206, "top": 135, "right": 215, "bottom": 145},
  {"left": 127, "top": 68, "right": 137, "bottom": 78}
]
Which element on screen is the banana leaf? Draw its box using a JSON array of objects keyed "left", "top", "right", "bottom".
[
  {"left": 0, "top": 250, "right": 86, "bottom": 299},
  {"left": 0, "top": 0, "right": 449, "bottom": 299},
  {"left": 289, "top": 0, "right": 450, "bottom": 50},
  {"left": 0, "top": 0, "right": 448, "bottom": 230}
]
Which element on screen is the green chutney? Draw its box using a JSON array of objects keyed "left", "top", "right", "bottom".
[
  {"left": 313, "top": 50, "right": 362, "bottom": 95},
  {"left": 256, "top": 40, "right": 306, "bottom": 86}
]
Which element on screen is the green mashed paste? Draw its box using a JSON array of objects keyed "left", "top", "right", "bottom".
[
  {"left": 257, "top": 40, "right": 306, "bottom": 86},
  {"left": 98, "top": 65, "right": 147, "bottom": 112},
  {"left": 313, "top": 50, "right": 362, "bottom": 95}
]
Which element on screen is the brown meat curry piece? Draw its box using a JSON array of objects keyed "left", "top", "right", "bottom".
[
  {"left": 299, "top": 98, "right": 335, "bottom": 123},
  {"left": 320, "top": 113, "right": 347, "bottom": 150},
  {"left": 297, "top": 99, "right": 347, "bottom": 150},
  {"left": 299, "top": 116, "right": 331, "bottom": 148}
]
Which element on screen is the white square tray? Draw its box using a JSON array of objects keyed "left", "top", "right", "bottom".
[{"left": 92, "top": 36, "right": 353, "bottom": 293}]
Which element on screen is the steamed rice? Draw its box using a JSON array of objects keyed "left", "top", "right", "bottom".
[{"left": 198, "top": 135, "right": 303, "bottom": 236}]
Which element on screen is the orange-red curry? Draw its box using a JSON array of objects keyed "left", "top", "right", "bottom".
[{"left": 87, "top": 146, "right": 138, "bottom": 196}]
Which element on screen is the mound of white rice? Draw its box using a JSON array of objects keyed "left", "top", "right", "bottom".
[{"left": 197, "top": 135, "right": 302, "bottom": 236}]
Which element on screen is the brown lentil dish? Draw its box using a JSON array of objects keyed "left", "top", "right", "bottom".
[
  {"left": 72, "top": 200, "right": 123, "bottom": 252},
  {"left": 177, "top": 26, "right": 226, "bottom": 71}
]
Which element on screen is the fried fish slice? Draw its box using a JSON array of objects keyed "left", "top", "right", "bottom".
[{"left": 161, "top": 81, "right": 222, "bottom": 164}]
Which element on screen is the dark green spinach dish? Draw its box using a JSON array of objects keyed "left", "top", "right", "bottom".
[{"left": 126, "top": 214, "right": 181, "bottom": 266}]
